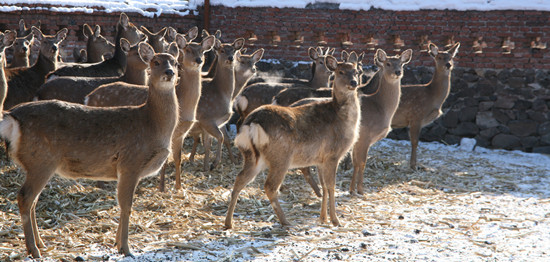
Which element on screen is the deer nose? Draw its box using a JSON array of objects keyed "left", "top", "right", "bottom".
[
  {"left": 52, "top": 45, "right": 58, "bottom": 52},
  {"left": 165, "top": 69, "right": 175, "bottom": 77},
  {"left": 350, "top": 80, "right": 358, "bottom": 87},
  {"left": 228, "top": 56, "right": 234, "bottom": 62},
  {"left": 196, "top": 58, "right": 203, "bottom": 64},
  {"left": 22, "top": 46, "right": 28, "bottom": 52},
  {"left": 446, "top": 63, "right": 452, "bottom": 69},
  {"left": 251, "top": 67, "right": 257, "bottom": 73},
  {"left": 395, "top": 70, "right": 401, "bottom": 76}
]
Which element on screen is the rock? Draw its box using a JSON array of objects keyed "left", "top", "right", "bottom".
[
  {"left": 538, "top": 121, "right": 550, "bottom": 135},
  {"left": 497, "top": 69, "right": 511, "bottom": 84},
  {"left": 476, "top": 111, "right": 499, "bottom": 129},
  {"left": 494, "top": 96, "right": 517, "bottom": 109},
  {"left": 491, "top": 134, "right": 521, "bottom": 149},
  {"left": 520, "top": 136, "right": 539, "bottom": 148},
  {"left": 540, "top": 133, "right": 550, "bottom": 145},
  {"left": 463, "top": 69, "right": 479, "bottom": 82},
  {"left": 423, "top": 124, "right": 448, "bottom": 141},
  {"left": 532, "top": 99, "right": 548, "bottom": 111},
  {"left": 478, "top": 101, "right": 494, "bottom": 111},
  {"left": 443, "top": 134, "right": 461, "bottom": 145},
  {"left": 458, "top": 107, "right": 478, "bottom": 122},
  {"left": 513, "top": 100, "right": 532, "bottom": 110},
  {"left": 508, "top": 120, "right": 538, "bottom": 137},
  {"left": 480, "top": 127, "right": 499, "bottom": 139},
  {"left": 492, "top": 108, "right": 514, "bottom": 124},
  {"left": 533, "top": 146, "right": 550, "bottom": 154},
  {"left": 528, "top": 110, "right": 547, "bottom": 122},
  {"left": 475, "top": 135, "right": 491, "bottom": 148},
  {"left": 459, "top": 137, "right": 476, "bottom": 151},
  {"left": 452, "top": 122, "right": 479, "bottom": 136},
  {"left": 476, "top": 79, "right": 496, "bottom": 96},
  {"left": 440, "top": 110, "right": 459, "bottom": 128}
]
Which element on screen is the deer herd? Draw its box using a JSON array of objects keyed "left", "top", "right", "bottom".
[{"left": 0, "top": 13, "right": 460, "bottom": 258}]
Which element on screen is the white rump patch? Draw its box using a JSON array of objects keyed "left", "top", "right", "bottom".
[
  {"left": 235, "top": 95, "right": 248, "bottom": 112},
  {"left": 0, "top": 116, "right": 21, "bottom": 154},
  {"left": 234, "top": 125, "right": 252, "bottom": 150},
  {"left": 235, "top": 123, "right": 270, "bottom": 150}
]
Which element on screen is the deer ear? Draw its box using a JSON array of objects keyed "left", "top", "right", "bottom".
[
  {"left": 449, "top": 42, "right": 460, "bottom": 58},
  {"left": 201, "top": 35, "right": 215, "bottom": 52},
  {"left": 93, "top": 25, "right": 101, "bottom": 38},
  {"left": 31, "top": 26, "right": 43, "bottom": 41},
  {"left": 358, "top": 52, "right": 365, "bottom": 63},
  {"left": 252, "top": 48, "right": 264, "bottom": 62},
  {"left": 83, "top": 24, "right": 92, "bottom": 39},
  {"left": 25, "top": 33, "right": 34, "bottom": 42},
  {"left": 2, "top": 30, "right": 16, "bottom": 48},
  {"left": 400, "top": 49, "right": 413, "bottom": 64},
  {"left": 19, "top": 19, "right": 26, "bottom": 34},
  {"left": 240, "top": 48, "right": 247, "bottom": 54},
  {"left": 186, "top": 26, "right": 198, "bottom": 41},
  {"left": 167, "top": 42, "right": 179, "bottom": 60},
  {"left": 138, "top": 42, "right": 155, "bottom": 63},
  {"left": 341, "top": 50, "right": 349, "bottom": 62},
  {"left": 309, "top": 47, "right": 319, "bottom": 60},
  {"left": 428, "top": 43, "right": 438, "bottom": 57},
  {"left": 158, "top": 27, "right": 167, "bottom": 38},
  {"left": 375, "top": 49, "right": 387, "bottom": 65},
  {"left": 120, "top": 13, "right": 129, "bottom": 29},
  {"left": 233, "top": 38, "right": 245, "bottom": 50},
  {"left": 325, "top": 55, "right": 338, "bottom": 72},
  {"left": 56, "top": 28, "right": 68, "bottom": 42},
  {"left": 175, "top": 34, "right": 188, "bottom": 49},
  {"left": 140, "top": 26, "right": 153, "bottom": 36},
  {"left": 201, "top": 29, "right": 209, "bottom": 38},
  {"left": 120, "top": 38, "right": 131, "bottom": 53},
  {"left": 348, "top": 52, "right": 358, "bottom": 64},
  {"left": 214, "top": 39, "right": 221, "bottom": 49},
  {"left": 328, "top": 48, "right": 335, "bottom": 56},
  {"left": 214, "top": 30, "right": 222, "bottom": 39}
]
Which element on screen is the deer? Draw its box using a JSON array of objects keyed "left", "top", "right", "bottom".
[
  {"left": 140, "top": 26, "right": 169, "bottom": 52},
  {"left": 187, "top": 47, "right": 264, "bottom": 165},
  {"left": 4, "top": 27, "right": 67, "bottom": 110},
  {"left": 14, "top": 19, "right": 41, "bottom": 67},
  {"left": 73, "top": 48, "right": 88, "bottom": 63},
  {"left": 348, "top": 48, "right": 413, "bottom": 195},
  {"left": 391, "top": 42, "right": 460, "bottom": 169},
  {"left": 84, "top": 33, "right": 215, "bottom": 192},
  {"left": 225, "top": 54, "right": 362, "bottom": 229},
  {"left": 201, "top": 29, "right": 222, "bottom": 78},
  {"left": 7, "top": 32, "right": 34, "bottom": 68},
  {"left": 48, "top": 13, "right": 144, "bottom": 78},
  {"left": 0, "top": 31, "right": 16, "bottom": 113},
  {"left": 82, "top": 24, "right": 115, "bottom": 63},
  {"left": 0, "top": 41, "right": 180, "bottom": 258},
  {"left": 234, "top": 46, "right": 333, "bottom": 128},
  {"left": 35, "top": 38, "right": 148, "bottom": 104},
  {"left": 185, "top": 37, "right": 244, "bottom": 171}
]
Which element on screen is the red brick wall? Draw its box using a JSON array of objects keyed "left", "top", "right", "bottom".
[{"left": 207, "top": 6, "right": 550, "bottom": 70}]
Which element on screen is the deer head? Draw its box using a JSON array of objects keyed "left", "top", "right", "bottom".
[
  {"left": 32, "top": 26, "right": 67, "bottom": 62},
  {"left": 429, "top": 42, "right": 460, "bottom": 71},
  {"left": 375, "top": 48, "right": 412, "bottom": 80}
]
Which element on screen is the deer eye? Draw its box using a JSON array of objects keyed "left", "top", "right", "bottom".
[
  {"left": 154, "top": 61, "right": 160, "bottom": 66},
  {"left": 339, "top": 71, "right": 344, "bottom": 75},
  {"left": 386, "top": 62, "right": 391, "bottom": 67}
]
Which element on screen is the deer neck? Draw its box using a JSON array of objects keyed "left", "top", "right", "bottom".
[
  {"left": 176, "top": 66, "right": 202, "bottom": 121},
  {"left": 0, "top": 56, "right": 7, "bottom": 112},
  {"left": 428, "top": 66, "right": 452, "bottom": 107},
  {"left": 211, "top": 61, "right": 235, "bottom": 100},
  {"left": 310, "top": 71, "right": 330, "bottom": 89},
  {"left": 35, "top": 52, "right": 57, "bottom": 76},
  {"left": 144, "top": 81, "right": 179, "bottom": 137},
  {"left": 233, "top": 69, "right": 254, "bottom": 99},
  {"left": 331, "top": 83, "right": 360, "bottom": 121},
  {"left": 12, "top": 54, "right": 30, "bottom": 68},
  {"left": 120, "top": 64, "right": 148, "bottom": 85},
  {"left": 373, "top": 71, "right": 402, "bottom": 115},
  {"left": 111, "top": 36, "right": 128, "bottom": 70},
  {"left": 87, "top": 44, "right": 104, "bottom": 63}
]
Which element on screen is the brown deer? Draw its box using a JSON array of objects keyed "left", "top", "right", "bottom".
[
  {"left": 15, "top": 19, "right": 41, "bottom": 66},
  {"left": 187, "top": 37, "right": 244, "bottom": 171},
  {"left": 225, "top": 55, "right": 362, "bottom": 229},
  {"left": 84, "top": 34, "right": 215, "bottom": 191},
  {"left": 140, "top": 26, "right": 169, "bottom": 52},
  {"left": 4, "top": 27, "right": 67, "bottom": 110},
  {"left": 391, "top": 42, "right": 460, "bottom": 169},
  {"left": 36, "top": 38, "right": 148, "bottom": 104},
  {"left": 49, "top": 13, "right": 143, "bottom": 78},
  {"left": 234, "top": 46, "right": 333, "bottom": 127},
  {"left": 201, "top": 29, "right": 222, "bottom": 78},
  {"left": 0, "top": 30, "right": 16, "bottom": 113},
  {"left": 7, "top": 32, "right": 34, "bottom": 68},
  {"left": 73, "top": 48, "right": 88, "bottom": 63},
  {"left": 82, "top": 24, "right": 115, "bottom": 63},
  {"left": 0, "top": 42, "right": 180, "bottom": 258},
  {"left": 349, "top": 48, "right": 412, "bottom": 195}
]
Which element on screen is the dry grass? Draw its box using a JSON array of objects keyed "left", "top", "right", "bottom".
[{"left": 0, "top": 138, "right": 549, "bottom": 261}]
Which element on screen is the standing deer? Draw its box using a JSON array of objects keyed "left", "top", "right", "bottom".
[
  {"left": 225, "top": 55, "right": 362, "bottom": 229},
  {"left": 8, "top": 32, "right": 34, "bottom": 68},
  {"left": 0, "top": 31, "right": 16, "bottom": 113},
  {"left": 0, "top": 42, "right": 180, "bottom": 258},
  {"left": 4, "top": 27, "right": 67, "bottom": 110},
  {"left": 15, "top": 19, "right": 41, "bottom": 66},
  {"left": 36, "top": 38, "right": 148, "bottom": 104},
  {"left": 140, "top": 26, "right": 169, "bottom": 52},
  {"left": 49, "top": 13, "right": 143, "bottom": 78},
  {"left": 349, "top": 48, "right": 412, "bottom": 195},
  {"left": 82, "top": 24, "right": 115, "bottom": 63},
  {"left": 188, "top": 37, "right": 244, "bottom": 171},
  {"left": 391, "top": 43, "right": 460, "bottom": 169}
]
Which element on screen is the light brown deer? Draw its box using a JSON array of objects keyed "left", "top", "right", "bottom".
[
  {"left": 0, "top": 42, "right": 180, "bottom": 258},
  {"left": 391, "top": 42, "right": 460, "bottom": 169},
  {"left": 349, "top": 48, "right": 412, "bottom": 195},
  {"left": 49, "top": 13, "right": 143, "bottom": 78},
  {"left": 16, "top": 19, "right": 41, "bottom": 66},
  {"left": 140, "top": 26, "right": 169, "bottom": 52},
  {"left": 201, "top": 29, "right": 222, "bottom": 78},
  {"left": 4, "top": 27, "right": 67, "bottom": 110},
  {"left": 84, "top": 33, "right": 215, "bottom": 191},
  {"left": 8, "top": 32, "right": 34, "bottom": 68},
  {"left": 187, "top": 37, "right": 244, "bottom": 171},
  {"left": 225, "top": 55, "right": 361, "bottom": 229},
  {"left": 36, "top": 38, "right": 148, "bottom": 104},
  {"left": 234, "top": 46, "right": 333, "bottom": 127},
  {"left": 82, "top": 24, "right": 115, "bottom": 63},
  {"left": 0, "top": 30, "right": 16, "bottom": 113}
]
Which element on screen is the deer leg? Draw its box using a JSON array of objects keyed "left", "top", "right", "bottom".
[
  {"left": 318, "top": 164, "right": 329, "bottom": 224},
  {"left": 409, "top": 124, "right": 421, "bottom": 170},
  {"left": 299, "top": 167, "right": 321, "bottom": 197},
  {"left": 17, "top": 167, "right": 55, "bottom": 258},
  {"left": 321, "top": 162, "right": 341, "bottom": 227},
  {"left": 350, "top": 140, "right": 370, "bottom": 195},
  {"left": 170, "top": 134, "right": 184, "bottom": 190},
  {"left": 221, "top": 126, "right": 237, "bottom": 164},
  {"left": 158, "top": 165, "right": 167, "bottom": 192},
  {"left": 201, "top": 123, "right": 224, "bottom": 170},
  {"left": 264, "top": 162, "right": 291, "bottom": 227},
  {"left": 115, "top": 175, "right": 139, "bottom": 257},
  {"left": 225, "top": 150, "right": 264, "bottom": 229},
  {"left": 189, "top": 133, "right": 200, "bottom": 164},
  {"left": 201, "top": 132, "right": 213, "bottom": 171}
]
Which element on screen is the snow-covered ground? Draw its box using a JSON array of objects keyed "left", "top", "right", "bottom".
[{"left": 7, "top": 138, "right": 547, "bottom": 262}]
